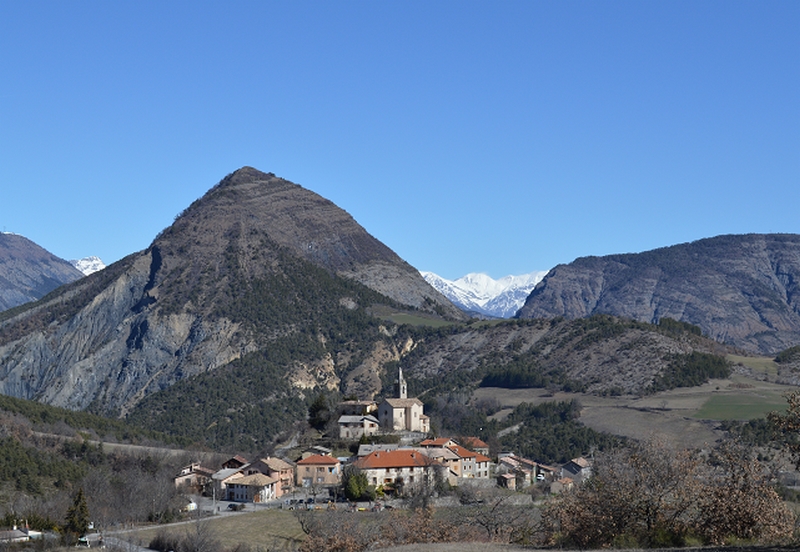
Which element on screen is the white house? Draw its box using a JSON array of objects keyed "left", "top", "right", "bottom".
[
  {"left": 353, "top": 449, "right": 443, "bottom": 492},
  {"left": 226, "top": 473, "right": 277, "bottom": 503},
  {"left": 338, "top": 414, "right": 380, "bottom": 440}
]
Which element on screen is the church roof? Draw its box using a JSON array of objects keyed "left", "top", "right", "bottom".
[{"left": 382, "top": 398, "right": 423, "bottom": 408}]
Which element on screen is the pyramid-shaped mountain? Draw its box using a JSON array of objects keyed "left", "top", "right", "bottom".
[{"left": 0, "top": 168, "right": 461, "bottom": 417}]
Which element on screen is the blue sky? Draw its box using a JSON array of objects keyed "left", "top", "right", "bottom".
[{"left": 1, "top": 1, "right": 797, "bottom": 280}]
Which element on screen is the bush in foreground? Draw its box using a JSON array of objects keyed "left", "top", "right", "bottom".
[{"left": 542, "top": 439, "right": 794, "bottom": 548}]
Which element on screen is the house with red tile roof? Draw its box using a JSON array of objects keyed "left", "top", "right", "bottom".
[
  {"left": 473, "top": 452, "right": 492, "bottom": 479},
  {"left": 353, "top": 449, "right": 442, "bottom": 491},
  {"left": 173, "top": 462, "right": 215, "bottom": 492},
  {"left": 419, "top": 437, "right": 457, "bottom": 448},
  {"left": 446, "top": 444, "right": 476, "bottom": 477},
  {"left": 446, "top": 444, "right": 492, "bottom": 479},
  {"left": 221, "top": 455, "right": 249, "bottom": 469},
  {"left": 410, "top": 447, "right": 462, "bottom": 483},
  {"left": 551, "top": 476, "right": 575, "bottom": 494},
  {"left": 459, "top": 436, "right": 490, "bottom": 456},
  {"left": 241, "top": 457, "right": 295, "bottom": 497},
  {"left": 296, "top": 454, "right": 341, "bottom": 487}
]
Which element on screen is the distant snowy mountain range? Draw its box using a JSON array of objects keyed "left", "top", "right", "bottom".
[
  {"left": 421, "top": 270, "right": 549, "bottom": 318},
  {"left": 70, "top": 256, "right": 106, "bottom": 276}
]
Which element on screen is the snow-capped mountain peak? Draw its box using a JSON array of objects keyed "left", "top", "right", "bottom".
[
  {"left": 70, "top": 256, "right": 106, "bottom": 276},
  {"left": 422, "top": 270, "right": 548, "bottom": 318}
]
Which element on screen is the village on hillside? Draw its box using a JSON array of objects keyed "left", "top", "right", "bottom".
[{"left": 173, "top": 368, "right": 592, "bottom": 508}]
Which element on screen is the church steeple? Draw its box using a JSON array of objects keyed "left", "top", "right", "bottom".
[{"left": 396, "top": 366, "right": 407, "bottom": 399}]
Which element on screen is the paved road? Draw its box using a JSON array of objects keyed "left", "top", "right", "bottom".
[{"left": 80, "top": 533, "right": 151, "bottom": 551}]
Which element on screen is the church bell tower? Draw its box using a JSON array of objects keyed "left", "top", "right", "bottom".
[{"left": 396, "top": 366, "right": 407, "bottom": 399}]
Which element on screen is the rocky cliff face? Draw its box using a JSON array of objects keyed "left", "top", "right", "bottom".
[
  {"left": 0, "top": 168, "right": 461, "bottom": 416},
  {"left": 516, "top": 234, "right": 800, "bottom": 355},
  {"left": 0, "top": 233, "right": 84, "bottom": 311}
]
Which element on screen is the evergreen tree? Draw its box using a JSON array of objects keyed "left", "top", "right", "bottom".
[
  {"left": 308, "top": 393, "right": 332, "bottom": 432},
  {"left": 64, "top": 487, "right": 90, "bottom": 544},
  {"left": 341, "top": 465, "right": 373, "bottom": 501}
]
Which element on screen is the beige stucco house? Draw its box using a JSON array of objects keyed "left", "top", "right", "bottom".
[
  {"left": 241, "top": 457, "right": 294, "bottom": 498},
  {"left": 296, "top": 454, "right": 341, "bottom": 487},
  {"left": 226, "top": 473, "right": 278, "bottom": 503}
]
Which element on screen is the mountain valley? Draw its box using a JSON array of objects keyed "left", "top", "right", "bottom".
[{"left": 0, "top": 168, "right": 798, "bottom": 456}]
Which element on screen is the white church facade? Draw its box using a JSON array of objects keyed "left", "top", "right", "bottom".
[{"left": 377, "top": 367, "right": 430, "bottom": 433}]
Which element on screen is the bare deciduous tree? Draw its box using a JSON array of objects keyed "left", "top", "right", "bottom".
[
  {"left": 542, "top": 438, "right": 794, "bottom": 548},
  {"left": 769, "top": 389, "right": 800, "bottom": 467},
  {"left": 694, "top": 442, "right": 794, "bottom": 544},
  {"left": 463, "top": 490, "right": 536, "bottom": 543}
]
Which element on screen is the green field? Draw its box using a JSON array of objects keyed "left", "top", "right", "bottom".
[
  {"left": 693, "top": 393, "right": 788, "bottom": 420},
  {"left": 726, "top": 354, "right": 779, "bottom": 376}
]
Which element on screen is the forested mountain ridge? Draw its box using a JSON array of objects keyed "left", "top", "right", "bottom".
[
  {"left": 0, "top": 168, "right": 788, "bottom": 453},
  {"left": 121, "top": 315, "right": 733, "bottom": 450},
  {"left": 517, "top": 234, "right": 800, "bottom": 355},
  {"left": 396, "top": 315, "right": 731, "bottom": 400},
  {"left": 0, "top": 232, "right": 84, "bottom": 311},
  {"left": 0, "top": 168, "right": 461, "bottom": 419}
]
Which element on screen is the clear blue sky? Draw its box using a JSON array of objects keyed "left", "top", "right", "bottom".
[{"left": 1, "top": 1, "right": 797, "bottom": 280}]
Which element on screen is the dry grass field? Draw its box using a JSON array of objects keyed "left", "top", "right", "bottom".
[
  {"left": 474, "top": 356, "right": 795, "bottom": 450},
  {"left": 112, "top": 509, "right": 305, "bottom": 551}
]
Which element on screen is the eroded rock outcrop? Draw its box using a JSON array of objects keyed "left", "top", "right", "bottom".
[{"left": 517, "top": 234, "right": 800, "bottom": 355}]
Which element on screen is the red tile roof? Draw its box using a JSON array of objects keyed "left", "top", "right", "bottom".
[
  {"left": 297, "top": 454, "right": 340, "bottom": 465},
  {"left": 355, "top": 449, "right": 435, "bottom": 469},
  {"left": 447, "top": 444, "right": 477, "bottom": 459},
  {"left": 474, "top": 453, "right": 492, "bottom": 463},
  {"left": 460, "top": 437, "right": 489, "bottom": 449},
  {"left": 420, "top": 438, "right": 452, "bottom": 447}
]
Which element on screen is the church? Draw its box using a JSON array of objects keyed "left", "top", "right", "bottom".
[{"left": 377, "top": 367, "right": 430, "bottom": 433}]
